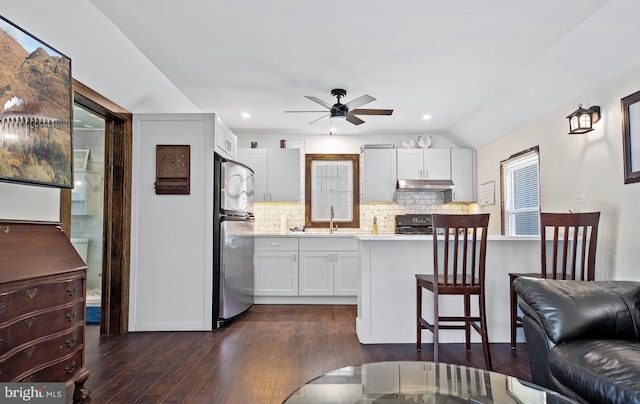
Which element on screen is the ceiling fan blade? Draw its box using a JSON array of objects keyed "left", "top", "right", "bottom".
[
  {"left": 308, "top": 114, "right": 329, "bottom": 125},
  {"left": 344, "top": 94, "right": 375, "bottom": 110},
  {"left": 351, "top": 108, "right": 394, "bottom": 116},
  {"left": 304, "top": 96, "right": 332, "bottom": 110},
  {"left": 346, "top": 113, "right": 365, "bottom": 125},
  {"left": 284, "top": 110, "right": 327, "bottom": 113}
]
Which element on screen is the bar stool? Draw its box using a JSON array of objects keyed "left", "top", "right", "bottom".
[
  {"left": 509, "top": 211, "right": 600, "bottom": 349},
  {"left": 416, "top": 213, "right": 492, "bottom": 371}
]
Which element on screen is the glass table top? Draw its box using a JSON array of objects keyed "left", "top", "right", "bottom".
[{"left": 283, "top": 361, "right": 577, "bottom": 404}]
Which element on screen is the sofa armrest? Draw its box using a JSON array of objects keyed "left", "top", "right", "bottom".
[{"left": 513, "top": 277, "right": 640, "bottom": 344}]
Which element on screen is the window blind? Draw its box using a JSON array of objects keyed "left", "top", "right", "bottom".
[{"left": 501, "top": 149, "right": 540, "bottom": 236}]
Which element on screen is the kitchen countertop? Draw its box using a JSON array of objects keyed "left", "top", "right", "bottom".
[
  {"left": 255, "top": 233, "right": 359, "bottom": 237},
  {"left": 256, "top": 233, "right": 539, "bottom": 241}
]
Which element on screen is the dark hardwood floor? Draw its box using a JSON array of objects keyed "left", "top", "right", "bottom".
[{"left": 82, "top": 305, "right": 531, "bottom": 403}]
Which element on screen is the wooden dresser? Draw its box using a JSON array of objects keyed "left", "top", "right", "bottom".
[{"left": 0, "top": 220, "right": 90, "bottom": 402}]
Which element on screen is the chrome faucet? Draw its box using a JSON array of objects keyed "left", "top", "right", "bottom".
[{"left": 329, "top": 205, "right": 335, "bottom": 234}]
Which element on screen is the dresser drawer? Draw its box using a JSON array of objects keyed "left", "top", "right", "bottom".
[
  {"left": 0, "top": 323, "right": 83, "bottom": 381},
  {"left": 0, "top": 275, "right": 84, "bottom": 323},
  {"left": 0, "top": 300, "right": 85, "bottom": 356},
  {"left": 16, "top": 349, "right": 83, "bottom": 383}
]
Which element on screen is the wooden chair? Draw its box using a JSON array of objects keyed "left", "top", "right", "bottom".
[
  {"left": 509, "top": 211, "right": 600, "bottom": 349},
  {"left": 416, "top": 213, "right": 492, "bottom": 371}
]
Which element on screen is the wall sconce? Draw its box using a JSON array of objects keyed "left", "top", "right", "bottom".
[{"left": 566, "top": 103, "right": 601, "bottom": 134}]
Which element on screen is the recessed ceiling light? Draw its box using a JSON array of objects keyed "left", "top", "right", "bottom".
[
  {"left": 241, "top": 112, "right": 251, "bottom": 119},
  {"left": 422, "top": 114, "right": 432, "bottom": 120}
]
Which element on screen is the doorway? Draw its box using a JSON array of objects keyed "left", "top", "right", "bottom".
[{"left": 60, "top": 80, "right": 132, "bottom": 335}]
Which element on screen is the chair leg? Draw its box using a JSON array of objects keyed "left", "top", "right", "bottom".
[
  {"left": 433, "top": 292, "right": 439, "bottom": 363},
  {"left": 416, "top": 281, "right": 422, "bottom": 352},
  {"left": 464, "top": 294, "right": 471, "bottom": 351},
  {"left": 510, "top": 275, "right": 517, "bottom": 349},
  {"left": 479, "top": 294, "right": 492, "bottom": 371}
]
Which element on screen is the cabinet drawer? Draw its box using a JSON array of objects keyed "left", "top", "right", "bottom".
[
  {"left": 1, "top": 323, "right": 83, "bottom": 381},
  {"left": 299, "top": 237, "right": 357, "bottom": 251},
  {"left": 0, "top": 300, "right": 85, "bottom": 356},
  {"left": 16, "top": 348, "right": 83, "bottom": 383},
  {"left": 255, "top": 237, "right": 298, "bottom": 251},
  {"left": 0, "top": 276, "right": 84, "bottom": 323}
]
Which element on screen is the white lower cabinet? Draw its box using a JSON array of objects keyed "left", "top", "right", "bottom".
[
  {"left": 254, "top": 237, "right": 299, "bottom": 296},
  {"left": 255, "top": 235, "right": 358, "bottom": 299},
  {"left": 299, "top": 237, "right": 359, "bottom": 296},
  {"left": 299, "top": 252, "right": 333, "bottom": 296},
  {"left": 333, "top": 251, "right": 359, "bottom": 295}
]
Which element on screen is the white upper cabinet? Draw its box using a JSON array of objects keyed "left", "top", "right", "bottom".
[
  {"left": 397, "top": 148, "right": 451, "bottom": 180},
  {"left": 215, "top": 117, "right": 237, "bottom": 160},
  {"left": 446, "top": 148, "right": 477, "bottom": 203},
  {"left": 363, "top": 149, "right": 397, "bottom": 202},
  {"left": 237, "top": 148, "right": 301, "bottom": 202}
]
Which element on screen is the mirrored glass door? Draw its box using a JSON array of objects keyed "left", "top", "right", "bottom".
[{"left": 70, "top": 104, "right": 105, "bottom": 325}]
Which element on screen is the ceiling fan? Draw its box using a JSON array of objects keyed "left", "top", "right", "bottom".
[{"left": 285, "top": 88, "right": 393, "bottom": 125}]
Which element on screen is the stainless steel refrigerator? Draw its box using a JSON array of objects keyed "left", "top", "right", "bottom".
[{"left": 213, "top": 155, "right": 255, "bottom": 328}]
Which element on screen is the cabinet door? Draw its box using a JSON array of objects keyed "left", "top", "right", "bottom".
[
  {"left": 299, "top": 251, "right": 333, "bottom": 296},
  {"left": 423, "top": 149, "right": 451, "bottom": 179},
  {"left": 237, "top": 149, "right": 269, "bottom": 202},
  {"left": 364, "top": 149, "right": 397, "bottom": 202},
  {"left": 215, "top": 118, "right": 231, "bottom": 159},
  {"left": 254, "top": 251, "right": 298, "bottom": 296},
  {"left": 334, "top": 251, "right": 359, "bottom": 296},
  {"left": 396, "top": 149, "right": 424, "bottom": 179},
  {"left": 267, "top": 149, "right": 301, "bottom": 202},
  {"left": 226, "top": 128, "right": 237, "bottom": 160},
  {"left": 449, "top": 148, "right": 476, "bottom": 202}
]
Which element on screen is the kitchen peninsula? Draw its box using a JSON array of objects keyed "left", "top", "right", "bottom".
[
  {"left": 255, "top": 232, "right": 540, "bottom": 345},
  {"left": 356, "top": 234, "right": 539, "bottom": 344}
]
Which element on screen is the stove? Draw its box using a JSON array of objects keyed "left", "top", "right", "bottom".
[{"left": 395, "top": 214, "right": 433, "bottom": 235}]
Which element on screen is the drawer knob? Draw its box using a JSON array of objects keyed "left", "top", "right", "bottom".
[
  {"left": 67, "top": 287, "right": 77, "bottom": 297},
  {"left": 66, "top": 312, "right": 77, "bottom": 322},
  {"left": 24, "top": 317, "right": 35, "bottom": 328},
  {"left": 64, "top": 360, "right": 76, "bottom": 375},
  {"left": 26, "top": 288, "right": 38, "bottom": 299},
  {"left": 24, "top": 347, "right": 36, "bottom": 357},
  {"left": 66, "top": 338, "right": 76, "bottom": 348}
]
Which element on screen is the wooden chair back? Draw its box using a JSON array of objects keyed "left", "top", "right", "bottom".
[
  {"left": 432, "top": 214, "right": 490, "bottom": 288},
  {"left": 540, "top": 212, "right": 600, "bottom": 281}
]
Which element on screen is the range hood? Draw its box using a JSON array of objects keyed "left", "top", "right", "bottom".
[{"left": 396, "top": 179, "right": 455, "bottom": 192}]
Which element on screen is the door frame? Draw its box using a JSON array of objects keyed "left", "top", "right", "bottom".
[{"left": 60, "top": 79, "right": 132, "bottom": 335}]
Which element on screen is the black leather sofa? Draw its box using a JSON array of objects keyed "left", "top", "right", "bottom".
[{"left": 513, "top": 277, "right": 640, "bottom": 404}]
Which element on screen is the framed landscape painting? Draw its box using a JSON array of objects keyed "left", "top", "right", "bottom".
[{"left": 0, "top": 16, "right": 73, "bottom": 188}]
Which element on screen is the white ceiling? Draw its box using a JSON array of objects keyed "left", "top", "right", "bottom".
[{"left": 89, "top": 0, "right": 640, "bottom": 148}]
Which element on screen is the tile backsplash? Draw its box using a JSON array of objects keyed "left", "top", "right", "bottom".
[{"left": 254, "top": 191, "right": 468, "bottom": 234}]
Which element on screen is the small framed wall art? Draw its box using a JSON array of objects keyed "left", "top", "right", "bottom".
[
  {"left": 155, "top": 144, "right": 190, "bottom": 194},
  {"left": 622, "top": 90, "right": 640, "bottom": 184}
]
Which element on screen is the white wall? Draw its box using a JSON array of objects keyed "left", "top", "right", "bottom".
[
  {"left": 129, "top": 114, "right": 214, "bottom": 331},
  {"left": 477, "top": 66, "right": 640, "bottom": 281},
  {"left": 0, "top": 183, "right": 60, "bottom": 221}
]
